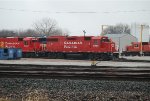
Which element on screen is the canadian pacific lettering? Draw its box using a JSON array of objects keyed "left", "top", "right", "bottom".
[
  {"left": 64, "top": 41, "right": 82, "bottom": 45},
  {"left": 64, "top": 45, "right": 77, "bottom": 48}
]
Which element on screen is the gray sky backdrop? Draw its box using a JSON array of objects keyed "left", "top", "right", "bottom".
[{"left": 0, "top": 0, "right": 149, "bottom": 41}]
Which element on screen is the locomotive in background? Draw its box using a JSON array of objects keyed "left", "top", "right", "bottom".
[
  {"left": 0, "top": 36, "right": 118, "bottom": 60},
  {"left": 122, "top": 42, "right": 150, "bottom": 56}
]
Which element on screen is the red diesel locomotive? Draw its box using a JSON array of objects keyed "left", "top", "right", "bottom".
[
  {"left": 123, "top": 42, "right": 150, "bottom": 56},
  {"left": 46, "top": 36, "right": 117, "bottom": 60},
  {"left": 0, "top": 37, "right": 47, "bottom": 57},
  {"left": 0, "top": 36, "right": 118, "bottom": 60}
]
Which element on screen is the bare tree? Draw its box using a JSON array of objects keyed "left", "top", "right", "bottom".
[
  {"left": 33, "top": 18, "right": 63, "bottom": 36},
  {"left": 0, "top": 18, "right": 69, "bottom": 37},
  {"left": 50, "top": 27, "right": 63, "bottom": 36},
  {"left": 102, "top": 24, "right": 131, "bottom": 35},
  {"left": 62, "top": 29, "right": 70, "bottom": 36},
  {"left": 17, "top": 29, "right": 42, "bottom": 37}
]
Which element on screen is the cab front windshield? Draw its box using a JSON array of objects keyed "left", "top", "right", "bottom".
[{"left": 101, "top": 37, "right": 110, "bottom": 42}]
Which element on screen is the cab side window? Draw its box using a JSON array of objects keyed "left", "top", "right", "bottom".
[
  {"left": 101, "top": 38, "right": 110, "bottom": 42},
  {"left": 24, "top": 41, "right": 28, "bottom": 45},
  {"left": 94, "top": 40, "right": 98, "bottom": 45},
  {"left": 134, "top": 44, "right": 138, "bottom": 47}
]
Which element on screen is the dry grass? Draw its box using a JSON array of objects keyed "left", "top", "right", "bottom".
[
  {"left": 22, "top": 89, "right": 49, "bottom": 101},
  {"left": 0, "top": 98, "right": 10, "bottom": 101}
]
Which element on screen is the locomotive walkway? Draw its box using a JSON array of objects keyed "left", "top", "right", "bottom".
[{"left": 0, "top": 64, "right": 149, "bottom": 81}]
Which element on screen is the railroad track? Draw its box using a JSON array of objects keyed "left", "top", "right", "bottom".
[{"left": 0, "top": 64, "right": 150, "bottom": 80}]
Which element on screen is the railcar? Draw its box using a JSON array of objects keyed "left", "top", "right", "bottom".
[
  {"left": 0, "top": 36, "right": 118, "bottom": 60},
  {"left": 122, "top": 42, "right": 150, "bottom": 56},
  {"left": 22, "top": 37, "right": 47, "bottom": 57},
  {"left": 0, "top": 37, "right": 46, "bottom": 58},
  {"left": 0, "top": 37, "right": 23, "bottom": 48},
  {"left": 46, "top": 36, "right": 118, "bottom": 60}
]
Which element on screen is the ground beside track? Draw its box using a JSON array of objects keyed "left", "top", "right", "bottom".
[
  {"left": 0, "top": 78, "right": 149, "bottom": 101},
  {"left": 0, "top": 56, "right": 149, "bottom": 101},
  {"left": 123, "top": 56, "right": 150, "bottom": 61},
  {"left": 0, "top": 56, "right": 149, "bottom": 67}
]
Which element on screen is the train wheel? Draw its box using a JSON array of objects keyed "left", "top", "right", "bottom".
[
  {"left": 29, "top": 53, "right": 36, "bottom": 58},
  {"left": 48, "top": 53, "right": 53, "bottom": 59},
  {"left": 35, "top": 53, "right": 39, "bottom": 58},
  {"left": 82, "top": 53, "right": 89, "bottom": 59},
  {"left": 48, "top": 53, "right": 57, "bottom": 59},
  {"left": 52, "top": 53, "right": 57, "bottom": 59},
  {"left": 22, "top": 53, "right": 27, "bottom": 58},
  {"left": 100, "top": 54, "right": 109, "bottom": 61},
  {"left": 25, "top": 53, "right": 32, "bottom": 58},
  {"left": 57, "top": 53, "right": 64, "bottom": 59},
  {"left": 64, "top": 54, "right": 67, "bottom": 59},
  {"left": 88, "top": 53, "right": 95, "bottom": 60},
  {"left": 40, "top": 52, "right": 46, "bottom": 57},
  {"left": 88, "top": 54, "right": 92, "bottom": 60}
]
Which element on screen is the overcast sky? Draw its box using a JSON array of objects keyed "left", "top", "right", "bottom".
[{"left": 0, "top": 0, "right": 149, "bottom": 38}]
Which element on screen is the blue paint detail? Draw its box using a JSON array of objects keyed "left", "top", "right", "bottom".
[{"left": 0, "top": 48, "right": 22, "bottom": 60}]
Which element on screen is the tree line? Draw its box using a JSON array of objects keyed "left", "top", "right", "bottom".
[
  {"left": 0, "top": 18, "right": 131, "bottom": 37},
  {"left": 0, "top": 18, "right": 69, "bottom": 37},
  {"left": 102, "top": 24, "right": 131, "bottom": 35}
]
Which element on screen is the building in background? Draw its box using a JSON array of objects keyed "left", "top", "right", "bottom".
[{"left": 105, "top": 33, "right": 138, "bottom": 52}]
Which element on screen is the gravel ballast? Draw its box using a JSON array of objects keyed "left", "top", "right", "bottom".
[{"left": 0, "top": 78, "right": 149, "bottom": 101}]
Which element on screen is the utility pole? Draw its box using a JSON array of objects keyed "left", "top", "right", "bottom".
[
  {"left": 101, "top": 25, "right": 109, "bottom": 36},
  {"left": 101, "top": 25, "right": 104, "bottom": 36},
  {"left": 140, "top": 25, "right": 144, "bottom": 56}
]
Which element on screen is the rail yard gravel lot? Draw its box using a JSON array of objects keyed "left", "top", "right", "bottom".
[
  {"left": 0, "top": 78, "right": 149, "bottom": 101},
  {"left": 0, "top": 56, "right": 150, "bottom": 67},
  {"left": 122, "top": 56, "right": 150, "bottom": 61},
  {"left": 0, "top": 56, "right": 149, "bottom": 101}
]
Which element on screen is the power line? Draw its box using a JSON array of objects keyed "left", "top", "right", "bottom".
[{"left": 0, "top": 7, "right": 150, "bottom": 14}]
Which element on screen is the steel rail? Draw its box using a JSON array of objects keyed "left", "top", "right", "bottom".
[{"left": 0, "top": 64, "right": 149, "bottom": 80}]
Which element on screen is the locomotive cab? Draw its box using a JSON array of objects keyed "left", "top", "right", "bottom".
[
  {"left": 23, "top": 37, "right": 47, "bottom": 51},
  {"left": 23, "top": 37, "right": 35, "bottom": 47},
  {"left": 100, "top": 37, "right": 110, "bottom": 48},
  {"left": 22, "top": 37, "right": 47, "bottom": 57},
  {"left": 90, "top": 36, "right": 117, "bottom": 60},
  {"left": 92, "top": 36, "right": 116, "bottom": 52}
]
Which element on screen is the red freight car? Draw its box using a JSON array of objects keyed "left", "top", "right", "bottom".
[
  {"left": 123, "top": 42, "right": 150, "bottom": 56},
  {"left": 46, "top": 36, "right": 118, "bottom": 60}
]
